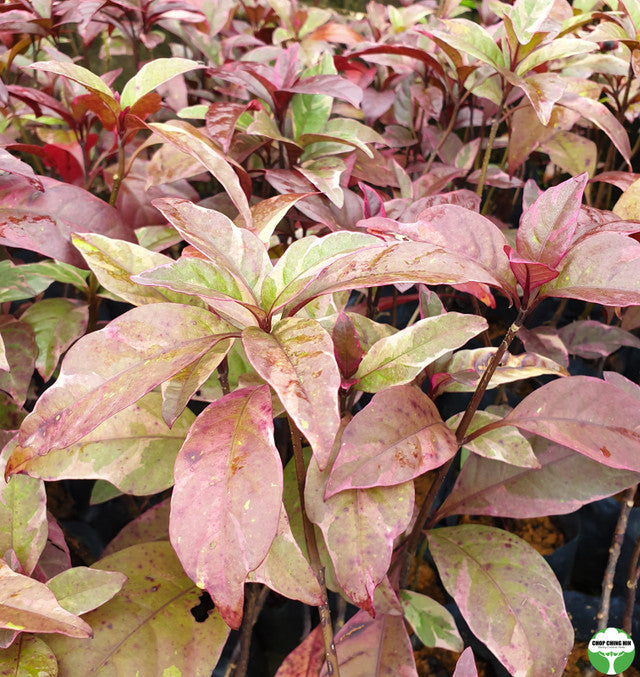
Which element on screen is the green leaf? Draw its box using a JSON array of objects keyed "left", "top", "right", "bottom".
[
  {"left": 0, "top": 635, "right": 58, "bottom": 677},
  {"left": 47, "top": 542, "right": 229, "bottom": 674},
  {"left": 242, "top": 318, "right": 341, "bottom": 469},
  {"left": 133, "top": 258, "right": 263, "bottom": 329},
  {"left": 354, "top": 312, "right": 488, "bottom": 392},
  {"left": 429, "top": 525, "right": 573, "bottom": 676},
  {"left": 430, "top": 19, "right": 506, "bottom": 68},
  {"left": 509, "top": 0, "right": 554, "bottom": 45},
  {"left": 7, "top": 304, "right": 234, "bottom": 470},
  {"left": 14, "top": 392, "right": 194, "bottom": 495},
  {"left": 261, "top": 231, "right": 378, "bottom": 313},
  {"left": 0, "top": 448, "right": 47, "bottom": 575},
  {"left": 21, "top": 298, "right": 88, "bottom": 381},
  {"left": 400, "top": 590, "right": 463, "bottom": 651},
  {"left": 0, "top": 261, "right": 53, "bottom": 303},
  {"left": 448, "top": 408, "right": 539, "bottom": 468},
  {"left": 30, "top": 61, "right": 115, "bottom": 103},
  {"left": 73, "top": 233, "right": 201, "bottom": 307},
  {"left": 47, "top": 568, "right": 127, "bottom": 615},
  {"left": 120, "top": 58, "right": 203, "bottom": 108}
]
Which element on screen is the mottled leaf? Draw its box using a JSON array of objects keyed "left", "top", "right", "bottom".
[
  {"left": 306, "top": 455, "right": 414, "bottom": 613},
  {"left": 170, "top": 386, "right": 282, "bottom": 629},
  {"left": 0, "top": 261, "right": 52, "bottom": 303},
  {"left": 437, "top": 437, "right": 640, "bottom": 519},
  {"left": 0, "top": 174, "right": 132, "bottom": 267},
  {"left": 603, "top": 371, "right": 640, "bottom": 401},
  {"left": 429, "top": 525, "right": 573, "bottom": 676},
  {"left": 515, "top": 38, "right": 596, "bottom": 75},
  {"left": 516, "top": 173, "right": 587, "bottom": 268},
  {"left": 503, "top": 376, "right": 640, "bottom": 471},
  {"left": 543, "top": 233, "right": 640, "bottom": 305},
  {"left": 30, "top": 60, "right": 115, "bottom": 102},
  {"left": 21, "top": 298, "right": 88, "bottom": 381},
  {"left": 147, "top": 122, "right": 252, "bottom": 228},
  {"left": 120, "top": 58, "right": 202, "bottom": 108},
  {"left": 0, "top": 634, "right": 57, "bottom": 676},
  {"left": 251, "top": 193, "right": 314, "bottom": 243},
  {"left": 14, "top": 393, "right": 193, "bottom": 495},
  {"left": 133, "top": 258, "right": 262, "bottom": 328},
  {"left": 449, "top": 409, "right": 539, "bottom": 468},
  {"left": 7, "top": 304, "right": 233, "bottom": 469},
  {"left": 161, "top": 338, "right": 233, "bottom": 425},
  {"left": 242, "top": 318, "right": 340, "bottom": 469},
  {"left": 0, "top": 319, "right": 36, "bottom": 406},
  {"left": 47, "top": 568, "right": 126, "bottom": 615},
  {"left": 72, "top": 233, "right": 199, "bottom": 307},
  {"left": 354, "top": 313, "right": 488, "bottom": 392},
  {"left": 319, "top": 610, "right": 418, "bottom": 676},
  {"left": 246, "top": 506, "right": 322, "bottom": 606},
  {"left": 429, "top": 19, "right": 506, "bottom": 68},
  {"left": 0, "top": 560, "right": 91, "bottom": 638},
  {"left": 509, "top": 0, "right": 553, "bottom": 45},
  {"left": 298, "top": 157, "right": 345, "bottom": 208},
  {"left": 152, "top": 197, "right": 271, "bottom": 295},
  {"left": 400, "top": 589, "right": 463, "bottom": 651},
  {"left": 327, "top": 385, "right": 457, "bottom": 495},
  {"left": 435, "top": 348, "right": 568, "bottom": 393},
  {"left": 0, "top": 463, "right": 46, "bottom": 575},
  {"left": 47, "top": 542, "right": 229, "bottom": 675}
]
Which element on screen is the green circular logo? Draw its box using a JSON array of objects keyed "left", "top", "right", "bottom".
[{"left": 588, "top": 627, "right": 635, "bottom": 674}]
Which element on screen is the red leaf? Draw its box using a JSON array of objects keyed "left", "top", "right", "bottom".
[
  {"left": 0, "top": 174, "right": 132, "bottom": 267},
  {"left": 332, "top": 311, "right": 364, "bottom": 379},
  {"left": 170, "top": 386, "right": 282, "bottom": 629}
]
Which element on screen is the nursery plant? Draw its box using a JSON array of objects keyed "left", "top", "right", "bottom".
[{"left": 2, "top": 0, "right": 640, "bottom": 675}]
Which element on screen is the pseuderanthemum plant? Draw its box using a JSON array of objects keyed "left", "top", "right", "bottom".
[{"left": 1, "top": 0, "right": 640, "bottom": 675}]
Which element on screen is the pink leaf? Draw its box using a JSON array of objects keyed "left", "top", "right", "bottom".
[
  {"left": 170, "top": 386, "right": 282, "bottom": 629},
  {"left": 326, "top": 385, "right": 457, "bottom": 495},
  {"left": 0, "top": 560, "right": 92, "bottom": 638},
  {"left": 504, "top": 376, "right": 640, "bottom": 471},
  {"left": 543, "top": 232, "right": 640, "bottom": 305},
  {"left": 0, "top": 174, "right": 132, "bottom": 267},
  {"left": 6, "top": 304, "right": 234, "bottom": 472},
  {"left": 516, "top": 173, "right": 587, "bottom": 268},
  {"left": 559, "top": 320, "right": 640, "bottom": 359},
  {"left": 437, "top": 437, "right": 640, "bottom": 519},
  {"left": 242, "top": 318, "right": 341, "bottom": 470},
  {"left": 275, "top": 625, "right": 324, "bottom": 676},
  {"left": 319, "top": 610, "right": 418, "bottom": 676},
  {"left": 0, "top": 318, "right": 37, "bottom": 407},
  {"left": 429, "top": 525, "right": 573, "bottom": 676},
  {"left": 306, "top": 456, "right": 414, "bottom": 613},
  {"left": 453, "top": 647, "right": 479, "bottom": 677}
]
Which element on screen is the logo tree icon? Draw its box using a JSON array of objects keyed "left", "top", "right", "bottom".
[{"left": 588, "top": 628, "right": 635, "bottom": 675}]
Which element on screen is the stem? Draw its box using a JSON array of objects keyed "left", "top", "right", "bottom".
[
  {"left": 288, "top": 416, "right": 340, "bottom": 677},
  {"left": 623, "top": 523, "right": 640, "bottom": 634},
  {"left": 218, "top": 356, "right": 230, "bottom": 396},
  {"left": 597, "top": 486, "right": 637, "bottom": 632},
  {"left": 109, "top": 138, "right": 126, "bottom": 207},
  {"left": 228, "top": 585, "right": 269, "bottom": 677},
  {"left": 399, "top": 305, "right": 528, "bottom": 588},
  {"left": 86, "top": 273, "right": 101, "bottom": 333},
  {"left": 476, "top": 91, "right": 507, "bottom": 199}
]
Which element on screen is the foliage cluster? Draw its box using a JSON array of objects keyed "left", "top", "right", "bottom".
[{"left": 1, "top": 0, "right": 640, "bottom": 674}]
